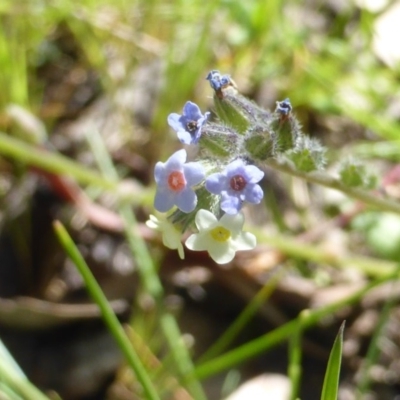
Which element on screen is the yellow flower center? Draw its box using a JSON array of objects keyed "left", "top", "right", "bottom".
[{"left": 210, "top": 226, "right": 231, "bottom": 242}]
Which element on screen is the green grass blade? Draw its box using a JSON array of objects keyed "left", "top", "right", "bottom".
[
  {"left": 53, "top": 220, "right": 160, "bottom": 400},
  {"left": 85, "top": 128, "right": 206, "bottom": 400},
  {"left": 320, "top": 321, "right": 345, "bottom": 400},
  {"left": 0, "top": 131, "right": 117, "bottom": 190},
  {"left": 194, "top": 274, "right": 395, "bottom": 381},
  {"left": 288, "top": 312, "right": 306, "bottom": 400},
  {"left": 356, "top": 269, "right": 400, "bottom": 398},
  {"left": 0, "top": 340, "right": 50, "bottom": 400},
  {"left": 198, "top": 270, "right": 282, "bottom": 363}
]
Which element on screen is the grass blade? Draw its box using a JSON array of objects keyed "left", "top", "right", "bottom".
[
  {"left": 320, "top": 321, "right": 345, "bottom": 400},
  {"left": 53, "top": 220, "right": 160, "bottom": 400}
]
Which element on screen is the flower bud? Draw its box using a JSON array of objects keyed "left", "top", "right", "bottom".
[
  {"left": 244, "top": 125, "right": 275, "bottom": 160},
  {"left": 199, "top": 123, "right": 239, "bottom": 159},
  {"left": 339, "top": 159, "right": 376, "bottom": 188},
  {"left": 285, "top": 136, "right": 326, "bottom": 172}
]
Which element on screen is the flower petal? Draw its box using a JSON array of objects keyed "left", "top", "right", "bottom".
[
  {"left": 154, "top": 189, "right": 176, "bottom": 212},
  {"left": 165, "top": 148, "right": 187, "bottom": 170},
  {"left": 167, "top": 113, "right": 183, "bottom": 132},
  {"left": 219, "top": 212, "right": 245, "bottom": 234},
  {"left": 175, "top": 188, "right": 197, "bottom": 213},
  {"left": 146, "top": 214, "right": 159, "bottom": 229},
  {"left": 244, "top": 165, "right": 264, "bottom": 183},
  {"left": 207, "top": 241, "right": 235, "bottom": 264},
  {"left": 195, "top": 209, "right": 217, "bottom": 230},
  {"left": 177, "top": 129, "right": 194, "bottom": 145},
  {"left": 231, "top": 231, "right": 257, "bottom": 251},
  {"left": 220, "top": 192, "right": 242, "bottom": 214},
  {"left": 225, "top": 159, "right": 246, "bottom": 176},
  {"left": 243, "top": 184, "right": 264, "bottom": 204},
  {"left": 185, "top": 231, "right": 209, "bottom": 251},
  {"left": 183, "top": 101, "right": 202, "bottom": 120},
  {"left": 205, "top": 172, "right": 227, "bottom": 194},
  {"left": 184, "top": 162, "right": 205, "bottom": 186}
]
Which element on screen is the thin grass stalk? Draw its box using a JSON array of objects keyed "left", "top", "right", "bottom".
[{"left": 85, "top": 129, "right": 207, "bottom": 400}]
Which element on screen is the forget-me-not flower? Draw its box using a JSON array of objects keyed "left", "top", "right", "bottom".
[
  {"left": 205, "top": 159, "right": 264, "bottom": 214},
  {"left": 154, "top": 149, "right": 205, "bottom": 213},
  {"left": 206, "top": 70, "right": 232, "bottom": 91},
  {"left": 168, "top": 101, "right": 210, "bottom": 145},
  {"left": 185, "top": 209, "right": 256, "bottom": 264}
]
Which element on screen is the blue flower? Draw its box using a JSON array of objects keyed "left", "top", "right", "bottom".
[
  {"left": 206, "top": 70, "right": 232, "bottom": 91},
  {"left": 167, "top": 101, "right": 210, "bottom": 145},
  {"left": 154, "top": 149, "right": 205, "bottom": 213},
  {"left": 205, "top": 159, "right": 264, "bottom": 214},
  {"left": 275, "top": 98, "right": 292, "bottom": 115}
]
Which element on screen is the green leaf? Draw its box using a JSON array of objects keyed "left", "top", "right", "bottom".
[{"left": 320, "top": 321, "right": 345, "bottom": 400}]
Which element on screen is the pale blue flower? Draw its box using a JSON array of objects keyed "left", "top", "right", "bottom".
[
  {"left": 205, "top": 159, "right": 264, "bottom": 214},
  {"left": 167, "top": 101, "right": 210, "bottom": 144},
  {"left": 154, "top": 149, "right": 205, "bottom": 213}
]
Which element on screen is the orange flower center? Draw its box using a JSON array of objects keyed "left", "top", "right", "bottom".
[
  {"left": 230, "top": 174, "right": 247, "bottom": 191},
  {"left": 167, "top": 171, "right": 186, "bottom": 191}
]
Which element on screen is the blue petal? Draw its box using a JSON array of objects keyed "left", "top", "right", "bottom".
[
  {"left": 154, "top": 162, "right": 167, "bottom": 185},
  {"left": 184, "top": 162, "right": 205, "bottom": 186},
  {"left": 244, "top": 184, "right": 264, "bottom": 204},
  {"left": 177, "top": 129, "right": 194, "bottom": 145},
  {"left": 183, "top": 101, "right": 202, "bottom": 120},
  {"left": 154, "top": 189, "right": 175, "bottom": 212},
  {"left": 225, "top": 159, "right": 246, "bottom": 177},
  {"left": 175, "top": 188, "right": 197, "bottom": 213},
  {"left": 205, "top": 172, "right": 226, "bottom": 194},
  {"left": 165, "top": 149, "right": 187, "bottom": 171},
  {"left": 220, "top": 193, "right": 241, "bottom": 214},
  {"left": 168, "top": 113, "right": 184, "bottom": 132},
  {"left": 243, "top": 165, "right": 264, "bottom": 183}
]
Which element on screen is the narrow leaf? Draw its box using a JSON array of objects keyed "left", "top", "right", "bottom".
[{"left": 320, "top": 321, "right": 345, "bottom": 400}]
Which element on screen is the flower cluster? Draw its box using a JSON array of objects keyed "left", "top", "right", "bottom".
[{"left": 147, "top": 70, "right": 326, "bottom": 264}]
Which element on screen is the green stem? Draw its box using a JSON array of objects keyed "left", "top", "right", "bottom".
[
  {"left": 85, "top": 129, "right": 206, "bottom": 400},
  {"left": 255, "top": 230, "right": 397, "bottom": 278},
  {"left": 266, "top": 158, "right": 400, "bottom": 215},
  {"left": 198, "top": 270, "right": 282, "bottom": 363},
  {"left": 193, "top": 272, "right": 397, "bottom": 380},
  {"left": 0, "top": 358, "right": 50, "bottom": 400},
  {"left": 0, "top": 131, "right": 117, "bottom": 190},
  {"left": 288, "top": 312, "right": 306, "bottom": 400},
  {"left": 356, "top": 269, "right": 400, "bottom": 398},
  {"left": 53, "top": 220, "right": 160, "bottom": 400}
]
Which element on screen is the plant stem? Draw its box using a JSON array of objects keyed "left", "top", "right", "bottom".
[
  {"left": 0, "top": 356, "right": 50, "bottom": 400},
  {"left": 86, "top": 129, "right": 206, "bottom": 400},
  {"left": 0, "top": 131, "right": 116, "bottom": 190},
  {"left": 193, "top": 272, "right": 397, "bottom": 380},
  {"left": 266, "top": 158, "right": 400, "bottom": 215},
  {"left": 53, "top": 221, "right": 161, "bottom": 400},
  {"left": 255, "top": 229, "right": 397, "bottom": 278}
]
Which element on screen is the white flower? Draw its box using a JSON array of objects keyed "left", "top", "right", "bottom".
[
  {"left": 146, "top": 214, "right": 184, "bottom": 259},
  {"left": 185, "top": 209, "right": 256, "bottom": 264}
]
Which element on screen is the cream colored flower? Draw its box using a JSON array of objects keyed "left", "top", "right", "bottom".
[
  {"left": 185, "top": 209, "right": 256, "bottom": 264},
  {"left": 146, "top": 214, "right": 184, "bottom": 259}
]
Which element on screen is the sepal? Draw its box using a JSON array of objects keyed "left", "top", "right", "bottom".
[
  {"left": 339, "top": 159, "right": 377, "bottom": 188},
  {"left": 285, "top": 136, "right": 326, "bottom": 172}
]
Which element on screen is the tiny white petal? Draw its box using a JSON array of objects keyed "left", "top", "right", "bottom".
[
  {"left": 207, "top": 241, "right": 235, "bottom": 264},
  {"left": 232, "top": 232, "right": 257, "bottom": 251},
  {"left": 195, "top": 209, "right": 218, "bottom": 230},
  {"left": 219, "top": 212, "right": 245, "bottom": 234},
  {"left": 185, "top": 232, "right": 209, "bottom": 251}
]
